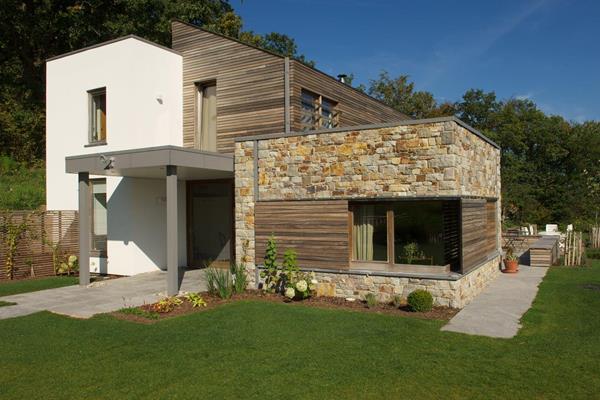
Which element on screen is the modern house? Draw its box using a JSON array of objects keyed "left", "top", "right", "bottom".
[{"left": 46, "top": 21, "right": 501, "bottom": 308}]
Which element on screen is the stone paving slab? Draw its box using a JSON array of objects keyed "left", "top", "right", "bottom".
[
  {"left": 0, "top": 269, "right": 207, "bottom": 320},
  {"left": 441, "top": 265, "right": 548, "bottom": 338}
]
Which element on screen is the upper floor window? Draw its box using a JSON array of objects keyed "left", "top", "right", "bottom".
[
  {"left": 88, "top": 88, "right": 106, "bottom": 144},
  {"left": 300, "top": 89, "right": 339, "bottom": 131},
  {"left": 195, "top": 82, "right": 217, "bottom": 152}
]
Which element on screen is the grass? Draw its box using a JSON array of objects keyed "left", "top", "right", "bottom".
[
  {"left": 0, "top": 155, "right": 45, "bottom": 210},
  {"left": 0, "top": 262, "right": 599, "bottom": 399},
  {"left": 0, "top": 276, "right": 77, "bottom": 297},
  {"left": 0, "top": 301, "right": 16, "bottom": 307},
  {"left": 118, "top": 306, "right": 160, "bottom": 320}
]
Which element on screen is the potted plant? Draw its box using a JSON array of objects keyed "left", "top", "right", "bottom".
[{"left": 503, "top": 245, "right": 519, "bottom": 273}]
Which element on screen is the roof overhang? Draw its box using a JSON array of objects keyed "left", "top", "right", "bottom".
[{"left": 65, "top": 145, "right": 233, "bottom": 180}]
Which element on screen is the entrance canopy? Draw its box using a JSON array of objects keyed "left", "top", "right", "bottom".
[
  {"left": 65, "top": 145, "right": 233, "bottom": 180},
  {"left": 66, "top": 145, "right": 234, "bottom": 295}
]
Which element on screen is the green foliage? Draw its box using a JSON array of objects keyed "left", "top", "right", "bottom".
[
  {"left": 0, "top": 157, "right": 45, "bottom": 210},
  {"left": 151, "top": 296, "right": 183, "bottom": 313},
  {"left": 0, "top": 301, "right": 16, "bottom": 307},
  {"left": 261, "top": 235, "right": 280, "bottom": 293},
  {"left": 407, "top": 290, "right": 433, "bottom": 312},
  {"left": 206, "top": 267, "right": 233, "bottom": 299},
  {"left": 402, "top": 242, "right": 419, "bottom": 265},
  {"left": 0, "top": 212, "right": 33, "bottom": 280},
  {"left": 185, "top": 292, "right": 207, "bottom": 308},
  {"left": 367, "top": 71, "right": 455, "bottom": 119},
  {"left": 57, "top": 255, "right": 78, "bottom": 276},
  {"left": 364, "top": 293, "right": 378, "bottom": 308},
  {"left": 229, "top": 262, "right": 247, "bottom": 294},
  {"left": 282, "top": 249, "right": 298, "bottom": 273},
  {"left": 118, "top": 306, "right": 160, "bottom": 320}
]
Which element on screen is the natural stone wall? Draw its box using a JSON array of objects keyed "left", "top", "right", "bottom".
[
  {"left": 254, "top": 120, "right": 500, "bottom": 201},
  {"left": 312, "top": 255, "right": 501, "bottom": 309},
  {"left": 234, "top": 119, "right": 502, "bottom": 302},
  {"left": 234, "top": 141, "right": 257, "bottom": 286}
]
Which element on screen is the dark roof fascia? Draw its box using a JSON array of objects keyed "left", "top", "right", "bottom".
[
  {"left": 288, "top": 59, "right": 410, "bottom": 121},
  {"left": 234, "top": 116, "right": 500, "bottom": 150},
  {"left": 171, "top": 19, "right": 285, "bottom": 60},
  {"left": 46, "top": 35, "right": 180, "bottom": 63}
]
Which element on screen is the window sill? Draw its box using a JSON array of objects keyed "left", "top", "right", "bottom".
[
  {"left": 90, "top": 250, "right": 107, "bottom": 258},
  {"left": 85, "top": 141, "right": 107, "bottom": 148},
  {"left": 349, "top": 261, "right": 451, "bottom": 275}
]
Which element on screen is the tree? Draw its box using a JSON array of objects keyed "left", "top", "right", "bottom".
[
  {"left": 455, "top": 89, "right": 501, "bottom": 131},
  {"left": 367, "top": 71, "right": 453, "bottom": 118}
]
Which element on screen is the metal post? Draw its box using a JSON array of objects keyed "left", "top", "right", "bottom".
[
  {"left": 78, "top": 172, "right": 90, "bottom": 286},
  {"left": 166, "top": 165, "right": 179, "bottom": 295}
]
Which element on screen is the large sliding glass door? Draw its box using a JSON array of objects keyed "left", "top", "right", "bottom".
[{"left": 187, "top": 180, "right": 233, "bottom": 268}]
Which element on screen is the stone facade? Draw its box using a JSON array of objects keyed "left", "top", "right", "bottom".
[
  {"left": 253, "top": 120, "right": 500, "bottom": 200},
  {"left": 234, "top": 118, "right": 502, "bottom": 308},
  {"left": 312, "top": 255, "right": 501, "bottom": 309}
]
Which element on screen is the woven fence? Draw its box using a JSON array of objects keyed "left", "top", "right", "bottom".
[{"left": 0, "top": 211, "right": 79, "bottom": 281}]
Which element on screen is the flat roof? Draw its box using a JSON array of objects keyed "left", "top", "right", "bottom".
[
  {"left": 234, "top": 116, "right": 500, "bottom": 149},
  {"left": 65, "top": 145, "right": 233, "bottom": 180}
]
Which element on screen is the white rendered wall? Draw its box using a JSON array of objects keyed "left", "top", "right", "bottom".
[{"left": 46, "top": 37, "right": 186, "bottom": 275}]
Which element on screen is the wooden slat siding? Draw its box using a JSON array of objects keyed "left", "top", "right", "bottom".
[
  {"left": 289, "top": 60, "right": 409, "bottom": 131},
  {"left": 442, "top": 201, "right": 461, "bottom": 272},
  {"left": 254, "top": 201, "right": 349, "bottom": 270},
  {"left": 530, "top": 236, "right": 560, "bottom": 267},
  {"left": 0, "top": 211, "right": 79, "bottom": 281},
  {"left": 485, "top": 200, "right": 497, "bottom": 256},
  {"left": 461, "top": 199, "right": 489, "bottom": 274},
  {"left": 172, "top": 21, "right": 286, "bottom": 153}
]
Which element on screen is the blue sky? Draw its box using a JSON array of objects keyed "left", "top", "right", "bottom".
[{"left": 236, "top": 0, "right": 600, "bottom": 122}]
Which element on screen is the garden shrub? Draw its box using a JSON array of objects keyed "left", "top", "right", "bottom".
[
  {"left": 151, "top": 296, "right": 183, "bottom": 313},
  {"left": 407, "top": 290, "right": 433, "bottom": 312},
  {"left": 364, "top": 293, "right": 378, "bottom": 308},
  {"left": 206, "top": 267, "right": 233, "bottom": 299},
  {"left": 230, "top": 262, "right": 248, "bottom": 294},
  {"left": 185, "top": 292, "right": 207, "bottom": 308}
]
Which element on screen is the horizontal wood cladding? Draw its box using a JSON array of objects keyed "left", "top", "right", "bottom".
[
  {"left": 289, "top": 60, "right": 409, "bottom": 131},
  {"left": 172, "top": 21, "right": 286, "bottom": 153},
  {"left": 461, "top": 199, "right": 498, "bottom": 274},
  {"left": 254, "top": 200, "right": 350, "bottom": 270}
]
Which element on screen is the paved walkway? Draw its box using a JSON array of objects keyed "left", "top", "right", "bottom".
[
  {"left": 442, "top": 266, "right": 548, "bottom": 338},
  {"left": 0, "top": 269, "right": 207, "bottom": 320}
]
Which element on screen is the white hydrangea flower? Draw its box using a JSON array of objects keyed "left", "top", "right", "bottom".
[
  {"left": 285, "top": 287, "right": 295, "bottom": 299},
  {"left": 296, "top": 280, "right": 308, "bottom": 292},
  {"left": 311, "top": 279, "right": 318, "bottom": 285}
]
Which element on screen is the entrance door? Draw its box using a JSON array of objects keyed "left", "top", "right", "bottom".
[{"left": 187, "top": 180, "right": 234, "bottom": 268}]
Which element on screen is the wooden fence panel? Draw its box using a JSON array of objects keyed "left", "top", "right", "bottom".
[{"left": 0, "top": 211, "right": 79, "bottom": 280}]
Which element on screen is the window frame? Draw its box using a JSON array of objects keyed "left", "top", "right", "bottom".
[
  {"left": 299, "top": 89, "right": 339, "bottom": 131},
  {"left": 348, "top": 200, "right": 457, "bottom": 274},
  {"left": 90, "top": 178, "right": 107, "bottom": 257},
  {"left": 194, "top": 80, "right": 217, "bottom": 151},
  {"left": 88, "top": 87, "right": 107, "bottom": 145}
]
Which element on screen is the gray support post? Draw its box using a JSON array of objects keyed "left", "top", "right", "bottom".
[
  {"left": 166, "top": 165, "right": 179, "bottom": 295},
  {"left": 78, "top": 172, "right": 90, "bottom": 286}
]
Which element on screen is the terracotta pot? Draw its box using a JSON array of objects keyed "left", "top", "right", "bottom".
[{"left": 503, "top": 259, "right": 519, "bottom": 273}]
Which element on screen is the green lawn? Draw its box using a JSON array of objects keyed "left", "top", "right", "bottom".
[
  {"left": 0, "top": 276, "right": 77, "bottom": 297},
  {"left": 1, "top": 263, "right": 599, "bottom": 399}
]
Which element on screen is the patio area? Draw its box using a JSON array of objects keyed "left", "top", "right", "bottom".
[{"left": 0, "top": 269, "right": 207, "bottom": 320}]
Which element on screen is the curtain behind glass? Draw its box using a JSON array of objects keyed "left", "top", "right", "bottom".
[
  {"left": 353, "top": 205, "right": 374, "bottom": 260},
  {"left": 200, "top": 84, "right": 217, "bottom": 151}
]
